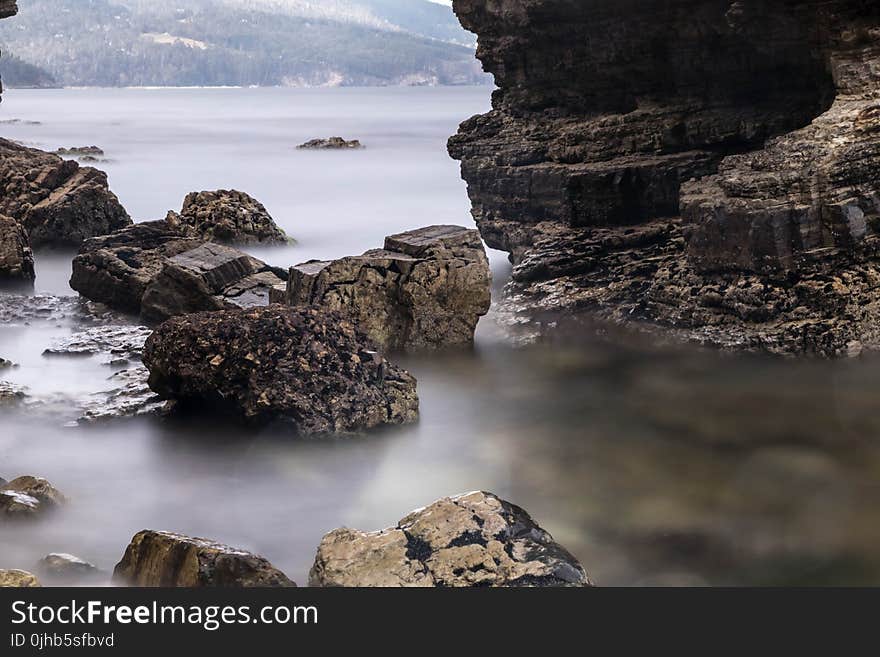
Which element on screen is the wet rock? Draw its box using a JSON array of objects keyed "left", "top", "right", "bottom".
[
  {"left": 77, "top": 367, "right": 164, "bottom": 424},
  {"left": 0, "top": 294, "right": 115, "bottom": 325},
  {"left": 140, "top": 242, "right": 287, "bottom": 324},
  {"left": 70, "top": 221, "right": 201, "bottom": 314},
  {"left": 0, "top": 381, "right": 26, "bottom": 405},
  {"left": 0, "top": 570, "right": 40, "bottom": 588},
  {"left": 113, "top": 530, "right": 295, "bottom": 587},
  {"left": 165, "top": 190, "right": 287, "bottom": 245},
  {"left": 0, "top": 214, "right": 34, "bottom": 286},
  {"left": 310, "top": 491, "right": 591, "bottom": 587},
  {"left": 0, "top": 476, "right": 66, "bottom": 519},
  {"left": 36, "top": 553, "right": 104, "bottom": 585},
  {"left": 297, "top": 137, "right": 362, "bottom": 150},
  {"left": 0, "top": 138, "right": 131, "bottom": 247},
  {"left": 54, "top": 146, "right": 104, "bottom": 158},
  {"left": 43, "top": 325, "right": 152, "bottom": 364},
  {"left": 282, "top": 225, "right": 491, "bottom": 351},
  {"left": 143, "top": 305, "right": 419, "bottom": 435},
  {"left": 0, "top": 357, "right": 15, "bottom": 369}
]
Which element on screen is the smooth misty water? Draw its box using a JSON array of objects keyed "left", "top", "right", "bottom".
[{"left": 2, "top": 88, "right": 880, "bottom": 586}]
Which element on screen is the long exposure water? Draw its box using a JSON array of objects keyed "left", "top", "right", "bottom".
[{"left": 2, "top": 87, "right": 880, "bottom": 586}]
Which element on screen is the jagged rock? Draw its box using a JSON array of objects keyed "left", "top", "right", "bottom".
[
  {"left": 297, "top": 137, "right": 363, "bottom": 150},
  {"left": 0, "top": 570, "right": 40, "bottom": 588},
  {"left": 282, "top": 225, "right": 491, "bottom": 352},
  {"left": 77, "top": 367, "right": 164, "bottom": 424},
  {"left": 0, "top": 138, "right": 131, "bottom": 247},
  {"left": 36, "top": 554, "right": 103, "bottom": 585},
  {"left": 310, "top": 491, "right": 591, "bottom": 587},
  {"left": 0, "top": 214, "right": 34, "bottom": 286},
  {"left": 448, "top": 0, "right": 880, "bottom": 356},
  {"left": 70, "top": 221, "right": 201, "bottom": 315},
  {"left": 143, "top": 305, "right": 419, "bottom": 435},
  {"left": 0, "top": 476, "right": 66, "bottom": 519},
  {"left": 113, "top": 530, "right": 295, "bottom": 587},
  {"left": 54, "top": 146, "right": 104, "bottom": 158},
  {"left": 140, "top": 243, "right": 287, "bottom": 324},
  {"left": 165, "top": 190, "right": 287, "bottom": 245}
]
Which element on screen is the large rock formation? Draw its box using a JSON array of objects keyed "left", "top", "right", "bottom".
[
  {"left": 449, "top": 0, "right": 880, "bottom": 356},
  {"left": 165, "top": 190, "right": 288, "bottom": 245},
  {"left": 113, "top": 530, "right": 294, "bottom": 587},
  {"left": 279, "top": 225, "right": 491, "bottom": 352},
  {"left": 310, "top": 491, "right": 591, "bottom": 587},
  {"left": 0, "top": 2, "right": 17, "bottom": 101},
  {"left": 143, "top": 305, "right": 419, "bottom": 435},
  {"left": 0, "top": 139, "right": 131, "bottom": 247}
]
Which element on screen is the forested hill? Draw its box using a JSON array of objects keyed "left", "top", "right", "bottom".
[{"left": 0, "top": 0, "right": 488, "bottom": 88}]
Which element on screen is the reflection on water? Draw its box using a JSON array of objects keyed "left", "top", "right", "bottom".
[{"left": 2, "top": 88, "right": 880, "bottom": 586}]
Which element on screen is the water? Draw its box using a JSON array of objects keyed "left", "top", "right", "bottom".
[{"left": 2, "top": 88, "right": 880, "bottom": 586}]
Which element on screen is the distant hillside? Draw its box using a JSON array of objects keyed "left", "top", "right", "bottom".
[
  {"left": 0, "top": 0, "right": 488, "bottom": 87},
  {"left": 0, "top": 52, "right": 57, "bottom": 88}
]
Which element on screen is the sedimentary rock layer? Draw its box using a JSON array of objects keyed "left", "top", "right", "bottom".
[{"left": 450, "top": 0, "right": 880, "bottom": 356}]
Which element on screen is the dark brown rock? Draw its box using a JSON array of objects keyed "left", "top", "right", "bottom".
[
  {"left": 282, "top": 225, "right": 491, "bottom": 352},
  {"left": 143, "top": 305, "right": 419, "bottom": 435},
  {"left": 113, "top": 530, "right": 294, "bottom": 587},
  {"left": 0, "top": 214, "right": 34, "bottom": 286},
  {"left": 310, "top": 491, "right": 591, "bottom": 587},
  {"left": 0, "top": 139, "right": 131, "bottom": 247},
  {"left": 140, "top": 242, "right": 287, "bottom": 324},
  {"left": 297, "top": 137, "right": 362, "bottom": 150},
  {"left": 165, "top": 189, "right": 287, "bottom": 245}
]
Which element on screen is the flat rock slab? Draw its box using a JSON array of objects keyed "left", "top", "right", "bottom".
[
  {"left": 113, "top": 530, "right": 295, "bottom": 587},
  {"left": 310, "top": 491, "right": 592, "bottom": 587},
  {"left": 282, "top": 225, "right": 491, "bottom": 352}
]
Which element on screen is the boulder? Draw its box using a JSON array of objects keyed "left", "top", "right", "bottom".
[
  {"left": 0, "top": 570, "right": 40, "bottom": 588},
  {"left": 165, "top": 190, "right": 287, "bottom": 245},
  {"left": 70, "top": 221, "right": 201, "bottom": 314},
  {"left": 143, "top": 305, "right": 419, "bottom": 435},
  {"left": 113, "top": 530, "right": 295, "bottom": 587},
  {"left": 36, "top": 553, "right": 103, "bottom": 585},
  {"left": 0, "top": 476, "right": 66, "bottom": 519},
  {"left": 140, "top": 242, "right": 287, "bottom": 324},
  {"left": 0, "top": 138, "right": 131, "bottom": 247},
  {"left": 0, "top": 214, "right": 34, "bottom": 286},
  {"left": 310, "top": 491, "right": 591, "bottom": 587},
  {"left": 297, "top": 137, "right": 362, "bottom": 150},
  {"left": 282, "top": 225, "right": 491, "bottom": 351}
]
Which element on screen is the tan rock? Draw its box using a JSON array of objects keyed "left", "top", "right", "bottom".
[{"left": 0, "top": 570, "right": 40, "bottom": 587}]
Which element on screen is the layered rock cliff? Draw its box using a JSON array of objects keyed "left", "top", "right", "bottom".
[
  {"left": 0, "top": 2, "right": 17, "bottom": 100},
  {"left": 450, "top": 0, "right": 880, "bottom": 356}
]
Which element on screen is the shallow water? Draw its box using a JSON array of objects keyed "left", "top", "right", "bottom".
[{"left": 2, "top": 88, "right": 880, "bottom": 586}]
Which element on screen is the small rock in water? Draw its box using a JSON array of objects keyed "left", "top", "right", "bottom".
[
  {"left": 36, "top": 553, "right": 104, "bottom": 585},
  {"left": 165, "top": 189, "right": 288, "bottom": 245},
  {"left": 0, "top": 381, "right": 27, "bottom": 405},
  {"left": 53, "top": 146, "right": 105, "bottom": 157},
  {"left": 113, "top": 530, "right": 295, "bottom": 587},
  {"left": 297, "top": 137, "right": 363, "bottom": 150},
  {"left": 43, "top": 325, "right": 152, "bottom": 364},
  {"left": 0, "top": 357, "right": 16, "bottom": 369},
  {"left": 0, "top": 476, "right": 67, "bottom": 520},
  {"left": 309, "top": 491, "right": 592, "bottom": 587},
  {"left": 0, "top": 570, "right": 41, "bottom": 588}
]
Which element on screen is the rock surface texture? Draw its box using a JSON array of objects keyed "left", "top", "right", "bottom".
[
  {"left": 310, "top": 491, "right": 591, "bottom": 587},
  {"left": 449, "top": 0, "right": 880, "bottom": 357},
  {"left": 113, "top": 530, "right": 294, "bottom": 587},
  {"left": 143, "top": 305, "right": 419, "bottom": 435},
  {"left": 165, "top": 190, "right": 287, "bottom": 245},
  {"left": 0, "top": 570, "right": 40, "bottom": 588},
  {"left": 0, "top": 476, "right": 66, "bottom": 519},
  {"left": 297, "top": 137, "right": 363, "bottom": 150},
  {"left": 0, "top": 214, "right": 34, "bottom": 285},
  {"left": 281, "top": 225, "right": 491, "bottom": 352},
  {"left": 0, "top": 139, "right": 131, "bottom": 248}
]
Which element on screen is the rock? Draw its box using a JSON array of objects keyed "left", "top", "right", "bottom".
[
  {"left": 0, "top": 476, "right": 66, "bottom": 519},
  {"left": 0, "top": 381, "right": 26, "bottom": 405},
  {"left": 0, "top": 2, "right": 17, "bottom": 21},
  {"left": 282, "top": 225, "right": 491, "bottom": 351},
  {"left": 70, "top": 221, "right": 202, "bottom": 314},
  {"left": 297, "top": 137, "right": 363, "bottom": 150},
  {"left": 0, "top": 357, "right": 16, "bottom": 369},
  {"left": 165, "top": 190, "right": 287, "bottom": 245},
  {"left": 310, "top": 491, "right": 591, "bottom": 587},
  {"left": 54, "top": 146, "right": 105, "bottom": 158},
  {"left": 140, "top": 242, "right": 287, "bottom": 324},
  {"left": 36, "top": 553, "right": 103, "bottom": 585},
  {"left": 0, "top": 138, "right": 131, "bottom": 247},
  {"left": 0, "top": 570, "right": 40, "bottom": 588},
  {"left": 143, "top": 305, "right": 419, "bottom": 435},
  {"left": 113, "top": 530, "right": 295, "bottom": 587},
  {"left": 77, "top": 367, "right": 165, "bottom": 424},
  {"left": 0, "top": 214, "right": 34, "bottom": 286},
  {"left": 43, "top": 325, "right": 152, "bottom": 364},
  {"left": 448, "top": 0, "right": 880, "bottom": 356}
]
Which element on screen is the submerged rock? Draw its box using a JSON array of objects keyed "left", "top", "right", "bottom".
[
  {"left": 165, "top": 190, "right": 287, "bottom": 245},
  {"left": 0, "top": 138, "right": 130, "bottom": 247},
  {"left": 54, "top": 146, "right": 105, "bottom": 158},
  {"left": 0, "top": 214, "right": 34, "bottom": 286},
  {"left": 281, "top": 225, "right": 491, "bottom": 352},
  {"left": 297, "top": 137, "right": 362, "bottom": 150},
  {"left": 0, "top": 476, "right": 66, "bottom": 519},
  {"left": 140, "top": 242, "right": 287, "bottom": 324},
  {"left": 143, "top": 305, "right": 419, "bottom": 435},
  {"left": 310, "top": 491, "right": 591, "bottom": 587},
  {"left": 113, "top": 530, "right": 295, "bottom": 587},
  {"left": 0, "top": 381, "right": 26, "bottom": 405},
  {"left": 0, "top": 570, "right": 41, "bottom": 588},
  {"left": 36, "top": 553, "right": 103, "bottom": 585},
  {"left": 77, "top": 367, "right": 164, "bottom": 424},
  {"left": 43, "top": 325, "right": 152, "bottom": 364}
]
